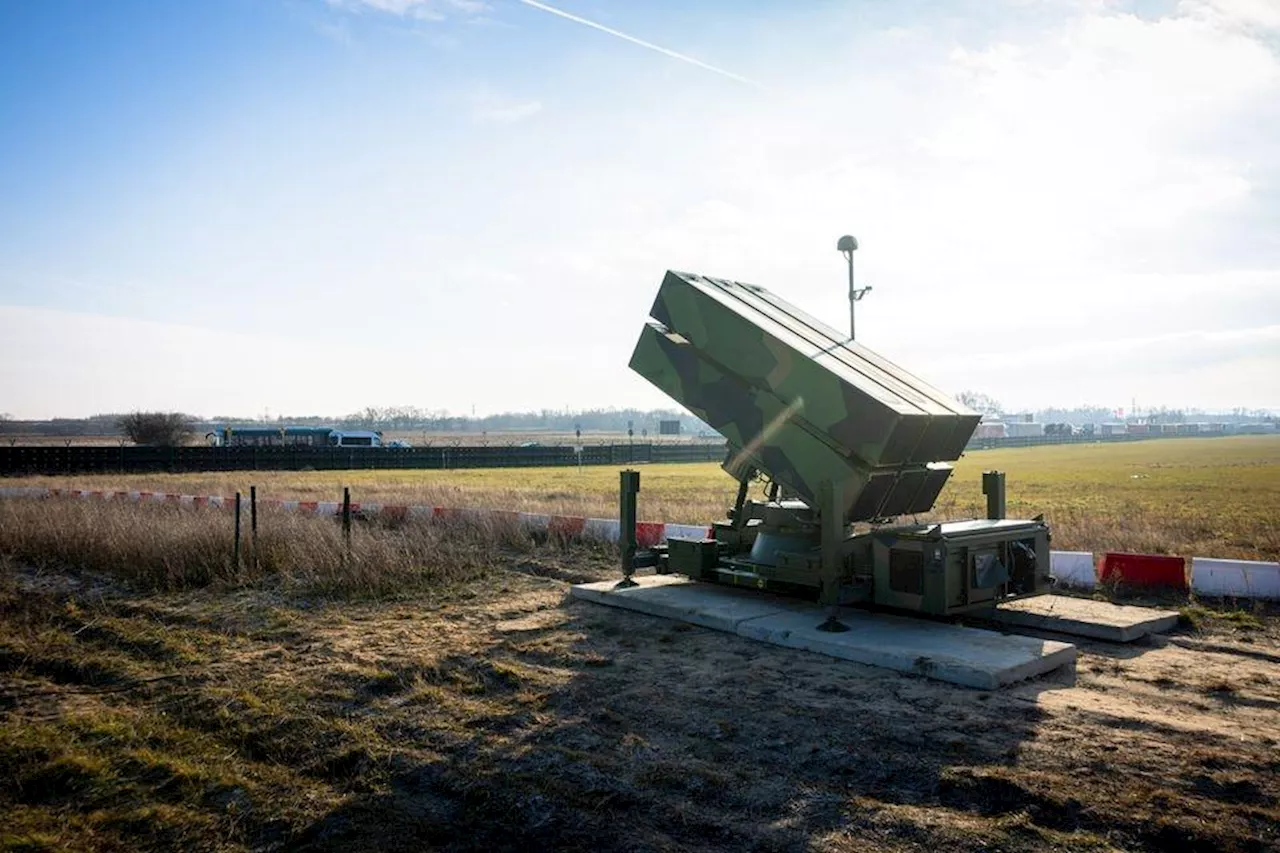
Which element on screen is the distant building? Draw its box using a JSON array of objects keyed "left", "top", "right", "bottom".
[
  {"left": 1004, "top": 421, "right": 1044, "bottom": 438},
  {"left": 206, "top": 426, "right": 384, "bottom": 447},
  {"left": 974, "top": 422, "right": 1006, "bottom": 439}
]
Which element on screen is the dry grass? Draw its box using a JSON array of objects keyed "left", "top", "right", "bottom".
[
  {"left": 1, "top": 439, "right": 1278, "bottom": 852},
  {"left": 0, "top": 498, "right": 556, "bottom": 596},
  {"left": 6, "top": 435, "right": 1279, "bottom": 561},
  {"left": 928, "top": 436, "right": 1280, "bottom": 561},
  {"left": 1, "top": 562, "right": 1277, "bottom": 853}
]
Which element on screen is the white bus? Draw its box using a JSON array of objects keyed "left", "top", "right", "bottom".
[{"left": 329, "top": 430, "right": 383, "bottom": 447}]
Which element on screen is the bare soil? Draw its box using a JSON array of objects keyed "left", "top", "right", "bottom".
[{"left": 2, "top": 555, "right": 1277, "bottom": 853}]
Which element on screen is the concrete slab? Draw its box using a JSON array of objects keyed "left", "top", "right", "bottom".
[
  {"left": 992, "top": 595, "right": 1180, "bottom": 642},
  {"left": 571, "top": 576, "right": 1076, "bottom": 689},
  {"left": 571, "top": 575, "right": 801, "bottom": 632}
]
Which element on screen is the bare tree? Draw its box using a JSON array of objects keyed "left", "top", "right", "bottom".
[
  {"left": 955, "top": 390, "right": 1003, "bottom": 415},
  {"left": 118, "top": 412, "right": 195, "bottom": 446}
]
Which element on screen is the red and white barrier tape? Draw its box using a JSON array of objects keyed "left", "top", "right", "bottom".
[{"left": 0, "top": 486, "right": 710, "bottom": 548}]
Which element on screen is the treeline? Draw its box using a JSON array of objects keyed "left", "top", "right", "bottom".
[
  {"left": 953, "top": 392, "right": 1275, "bottom": 425},
  {"left": 332, "top": 407, "right": 715, "bottom": 435},
  {"left": 202, "top": 407, "right": 714, "bottom": 434},
  {"left": 4, "top": 403, "right": 1272, "bottom": 440},
  {"left": 1033, "top": 406, "right": 1276, "bottom": 425},
  {"left": 0, "top": 414, "right": 126, "bottom": 436},
  {"left": 0, "top": 408, "right": 716, "bottom": 437}
]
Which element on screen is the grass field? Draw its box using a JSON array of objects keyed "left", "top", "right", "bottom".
[
  {"left": 2, "top": 557, "right": 1277, "bottom": 853},
  {"left": 3, "top": 436, "right": 1280, "bottom": 851},
  {"left": 8, "top": 436, "right": 1279, "bottom": 561}
]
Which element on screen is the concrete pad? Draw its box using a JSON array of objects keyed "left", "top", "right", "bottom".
[
  {"left": 993, "top": 595, "right": 1179, "bottom": 642},
  {"left": 571, "top": 575, "right": 799, "bottom": 633},
  {"left": 571, "top": 576, "right": 1076, "bottom": 690},
  {"left": 737, "top": 610, "right": 1075, "bottom": 690}
]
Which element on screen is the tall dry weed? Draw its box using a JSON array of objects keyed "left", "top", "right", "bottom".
[{"left": 0, "top": 498, "right": 539, "bottom": 595}]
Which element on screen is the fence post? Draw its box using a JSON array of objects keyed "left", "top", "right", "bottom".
[
  {"left": 233, "top": 491, "right": 242, "bottom": 570},
  {"left": 250, "top": 486, "right": 258, "bottom": 572},
  {"left": 342, "top": 486, "right": 352, "bottom": 556}
]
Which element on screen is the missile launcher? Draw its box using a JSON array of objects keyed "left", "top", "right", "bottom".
[{"left": 626, "top": 271, "right": 1051, "bottom": 624}]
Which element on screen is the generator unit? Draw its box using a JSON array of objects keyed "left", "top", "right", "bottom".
[{"left": 623, "top": 270, "right": 1051, "bottom": 627}]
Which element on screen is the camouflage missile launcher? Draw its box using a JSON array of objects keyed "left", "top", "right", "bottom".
[{"left": 625, "top": 270, "right": 1051, "bottom": 623}]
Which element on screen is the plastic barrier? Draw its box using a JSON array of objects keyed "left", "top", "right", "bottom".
[
  {"left": 1099, "top": 552, "right": 1189, "bottom": 591},
  {"left": 1191, "top": 557, "right": 1280, "bottom": 600},
  {"left": 1049, "top": 551, "right": 1096, "bottom": 589}
]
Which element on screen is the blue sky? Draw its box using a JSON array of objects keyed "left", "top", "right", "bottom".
[{"left": 1, "top": 0, "right": 1278, "bottom": 418}]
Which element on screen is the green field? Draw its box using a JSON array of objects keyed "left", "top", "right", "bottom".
[{"left": 7, "top": 436, "right": 1280, "bottom": 561}]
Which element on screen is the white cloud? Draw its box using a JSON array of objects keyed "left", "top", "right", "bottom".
[
  {"left": 6, "top": 0, "right": 1279, "bottom": 417},
  {"left": 1195, "top": 0, "right": 1280, "bottom": 30},
  {"left": 468, "top": 91, "right": 543, "bottom": 124},
  {"left": 0, "top": 304, "right": 629, "bottom": 419},
  {"left": 325, "top": 0, "right": 489, "bottom": 22}
]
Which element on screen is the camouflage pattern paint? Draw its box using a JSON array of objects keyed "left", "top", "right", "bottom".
[{"left": 630, "top": 270, "right": 981, "bottom": 522}]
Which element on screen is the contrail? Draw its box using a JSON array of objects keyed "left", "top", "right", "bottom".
[{"left": 515, "top": 0, "right": 760, "bottom": 88}]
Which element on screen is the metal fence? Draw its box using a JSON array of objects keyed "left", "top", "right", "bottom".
[
  {"left": 964, "top": 432, "right": 1147, "bottom": 451},
  {"left": 0, "top": 442, "right": 729, "bottom": 476},
  {"left": 0, "top": 430, "right": 1253, "bottom": 476}
]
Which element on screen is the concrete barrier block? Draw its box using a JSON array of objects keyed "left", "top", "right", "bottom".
[
  {"left": 664, "top": 523, "right": 713, "bottom": 541},
  {"left": 635, "top": 522, "right": 665, "bottom": 548},
  {"left": 1099, "top": 552, "right": 1188, "bottom": 590},
  {"left": 518, "top": 512, "right": 550, "bottom": 531},
  {"left": 1050, "top": 551, "right": 1096, "bottom": 589},
  {"left": 1191, "top": 557, "right": 1280, "bottom": 600},
  {"left": 583, "top": 517, "right": 621, "bottom": 542},
  {"left": 549, "top": 515, "right": 587, "bottom": 538}
]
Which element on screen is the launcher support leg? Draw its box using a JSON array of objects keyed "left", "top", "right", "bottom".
[
  {"left": 817, "top": 481, "right": 850, "bottom": 633},
  {"left": 615, "top": 469, "right": 641, "bottom": 589},
  {"left": 729, "top": 468, "right": 754, "bottom": 529}
]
